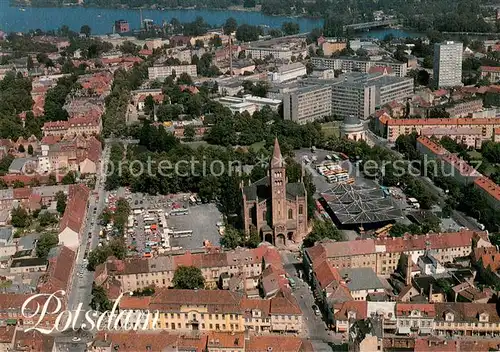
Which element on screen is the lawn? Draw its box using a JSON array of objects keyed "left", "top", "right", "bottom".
[{"left": 321, "top": 121, "right": 341, "bottom": 138}]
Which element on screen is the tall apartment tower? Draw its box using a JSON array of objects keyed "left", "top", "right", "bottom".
[{"left": 433, "top": 41, "right": 463, "bottom": 88}]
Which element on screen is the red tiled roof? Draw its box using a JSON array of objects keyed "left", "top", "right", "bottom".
[
  {"left": 13, "top": 330, "right": 55, "bottom": 351},
  {"left": 119, "top": 296, "right": 152, "bottom": 310},
  {"left": 0, "top": 326, "right": 15, "bottom": 344},
  {"left": 13, "top": 187, "right": 33, "bottom": 200},
  {"left": 376, "top": 230, "right": 484, "bottom": 253},
  {"left": 269, "top": 292, "right": 302, "bottom": 315},
  {"left": 417, "top": 136, "right": 447, "bottom": 155},
  {"left": 38, "top": 246, "right": 76, "bottom": 296},
  {"left": 369, "top": 66, "right": 393, "bottom": 75},
  {"left": 206, "top": 331, "right": 244, "bottom": 349},
  {"left": 246, "top": 335, "right": 306, "bottom": 352},
  {"left": 93, "top": 331, "right": 191, "bottom": 352},
  {"left": 334, "top": 300, "right": 368, "bottom": 320},
  {"left": 433, "top": 89, "right": 449, "bottom": 97},
  {"left": 480, "top": 66, "right": 500, "bottom": 73},
  {"left": 41, "top": 135, "right": 62, "bottom": 145},
  {"left": 314, "top": 260, "right": 340, "bottom": 289},
  {"left": 387, "top": 117, "right": 500, "bottom": 127},
  {"left": 474, "top": 177, "right": 500, "bottom": 201},
  {"left": 241, "top": 298, "right": 271, "bottom": 317},
  {"left": 139, "top": 49, "right": 153, "bottom": 56},
  {"left": 59, "top": 184, "right": 90, "bottom": 233},
  {"left": 414, "top": 338, "right": 457, "bottom": 352},
  {"left": 494, "top": 128, "right": 500, "bottom": 135},
  {"left": 396, "top": 303, "right": 436, "bottom": 316}
]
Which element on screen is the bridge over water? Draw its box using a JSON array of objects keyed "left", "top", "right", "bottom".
[{"left": 343, "top": 19, "right": 399, "bottom": 31}]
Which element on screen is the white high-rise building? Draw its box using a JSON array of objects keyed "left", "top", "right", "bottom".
[{"left": 434, "top": 41, "right": 463, "bottom": 88}]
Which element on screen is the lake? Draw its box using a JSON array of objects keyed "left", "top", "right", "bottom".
[{"left": 0, "top": 3, "right": 417, "bottom": 39}]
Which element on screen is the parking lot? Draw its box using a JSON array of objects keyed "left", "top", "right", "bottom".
[{"left": 122, "top": 190, "right": 223, "bottom": 256}]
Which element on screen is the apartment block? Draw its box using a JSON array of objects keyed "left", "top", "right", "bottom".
[
  {"left": 94, "top": 244, "right": 280, "bottom": 292},
  {"left": 444, "top": 99, "right": 483, "bottom": 118},
  {"left": 480, "top": 66, "right": 500, "bottom": 82},
  {"left": 304, "top": 230, "right": 490, "bottom": 277},
  {"left": 246, "top": 47, "right": 293, "bottom": 60},
  {"left": 42, "top": 116, "right": 102, "bottom": 138},
  {"left": 311, "top": 57, "right": 408, "bottom": 77},
  {"left": 148, "top": 65, "right": 198, "bottom": 80},
  {"left": 269, "top": 62, "right": 306, "bottom": 83},
  {"left": 283, "top": 85, "right": 332, "bottom": 124},
  {"left": 474, "top": 177, "right": 500, "bottom": 211},
  {"left": 382, "top": 117, "right": 500, "bottom": 143},
  {"left": 331, "top": 73, "right": 413, "bottom": 120},
  {"left": 117, "top": 289, "right": 303, "bottom": 334},
  {"left": 434, "top": 41, "right": 463, "bottom": 88}
]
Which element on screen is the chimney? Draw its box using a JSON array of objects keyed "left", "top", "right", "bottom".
[{"left": 405, "top": 255, "right": 412, "bottom": 286}]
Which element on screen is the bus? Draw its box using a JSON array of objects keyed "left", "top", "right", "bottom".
[
  {"left": 375, "top": 224, "right": 393, "bottom": 237},
  {"left": 169, "top": 208, "right": 189, "bottom": 216},
  {"left": 326, "top": 175, "right": 337, "bottom": 183},
  {"left": 336, "top": 173, "right": 349, "bottom": 182}
]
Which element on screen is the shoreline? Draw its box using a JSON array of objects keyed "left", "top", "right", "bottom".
[{"left": 9, "top": 2, "right": 322, "bottom": 20}]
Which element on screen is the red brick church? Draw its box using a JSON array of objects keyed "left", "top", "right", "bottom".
[{"left": 241, "top": 138, "right": 308, "bottom": 247}]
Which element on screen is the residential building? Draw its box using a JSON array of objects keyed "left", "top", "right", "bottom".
[
  {"left": 94, "top": 244, "right": 280, "bottom": 292},
  {"left": 304, "top": 230, "right": 491, "bottom": 277},
  {"left": 420, "top": 127, "right": 487, "bottom": 149},
  {"left": 320, "top": 40, "right": 347, "bottom": 57},
  {"left": 311, "top": 57, "right": 408, "bottom": 77},
  {"left": 382, "top": 117, "right": 500, "bottom": 143},
  {"left": 10, "top": 258, "right": 47, "bottom": 274},
  {"left": 269, "top": 63, "right": 307, "bottom": 83},
  {"left": 58, "top": 184, "right": 90, "bottom": 249},
  {"left": 42, "top": 116, "right": 102, "bottom": 137},
  {"left": 241, "top": 139, "right": 308, "bottom": 247},
  {"left": 444, "top": 99, "right": 483, "bottom": 118},
  {"left": 395, "top": 304, "right": 435, "bottom": 335},
  {"left": 330, "top": 73, "right": 413, "bottom": 120},
  {"left": 246, "top": 47, "right": 293, "bottom": 61},
  {"left": 434, "top": 41, "right": 463, "bottom": 88},
  {"left": 148, "top": 65, "right": 198, "bottom": 80},
  {"left": 480, "top": 66, "right": 500, "bottom": 83},
  {"left": 117, "top": 289, "right": 303, "bottom": 334},
  {"left": 434, "top": 303, "right": 500, "bottom": 337},
  {"left": 283, "top": 85, "right": 332, "bottom": 124},
  {"left": 474, "top": 177, "right": 500, "bottom": 211},
  {"left": 339, "top": 268, "right": 385, "bottom": 301}
]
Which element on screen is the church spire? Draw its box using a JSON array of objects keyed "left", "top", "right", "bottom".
[{"left": 271, "top": 137, "right": 284, "bottom": 169}]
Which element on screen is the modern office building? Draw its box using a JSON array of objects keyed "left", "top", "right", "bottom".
[
  {"left": 283, "top": 85, "right": 332, "bottom": 124},
  {"left": 330, "top": 73, "right": 413, "bottom": 120},
  {"left": 148, "top": 65, "right": 198, "bottom": 80},
  {"left": 311, "top": 57, "right": 408, "bottom": 77},
  {"left": 434, "top": 41, "right": 463, "bottom": 88}
]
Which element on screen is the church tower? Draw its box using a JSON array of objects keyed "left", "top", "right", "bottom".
[{"left": 270, "top": 138, "right": 286, "bottom": 230}]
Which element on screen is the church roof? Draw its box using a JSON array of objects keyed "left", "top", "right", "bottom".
[
  {"left": 271, "top": 137, "right": 284, "bottom": 169},
  {"left": 243, "top": 177, "right": 306, "bottom": 201}
]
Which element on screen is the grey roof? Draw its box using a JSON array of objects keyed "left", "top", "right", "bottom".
[
  {"left": 339, "top": 268, "right": 385, "bottom": 291},
  {"left": 11, "top": 258, "right": 47, "bottom": 268},
  {"left": 18, "top": 232, "right": 41, "bottom": 251},
  {"left": 0, "top": 227, "right": 12, "bottom": 242},
  {"left": 33, "top": 185, "right": 69, "bottom": 198},
  {"left": 243, "top": 176, "right": 306, "bottom": 201},
  {"left": 8, "top": 157, "right": 32, "bottom": 172},
  {"left": 321, "top": 183, "right": 403, "bottom": 225}
]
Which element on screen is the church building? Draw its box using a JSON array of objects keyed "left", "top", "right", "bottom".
[{"left": 241, "top": 138, "right": 308, "bottom": 247}]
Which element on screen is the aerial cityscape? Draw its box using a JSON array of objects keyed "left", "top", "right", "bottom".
[{"left": 0, "top": 0, "right": 499, "bottom": 351}]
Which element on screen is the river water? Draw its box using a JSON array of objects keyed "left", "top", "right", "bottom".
[{"left": 0, "top": 3, "right": 418, "bottom": 39}]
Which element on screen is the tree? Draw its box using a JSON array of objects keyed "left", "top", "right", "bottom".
[
  {"left": 27, "top": 56, "right": 34, "bottom": 70},
  {"left": 303, "top": 220, "right": 342, "bottom": 247},
  {"left": 282, "top": 22, "right": 300, "bottom": 36},
  {"left": 48, "top": 174, "right": 57, "bottom": 186},
  {"left": 243, "top": 0, "right": 256, "bottom": 7},
  {"left": 80, "top": 25, "right": 91, "bottom": 38},
  {"left": 12, "top": 180, "right": 25, "bottom": 189},
  {"left": 119, "top": 41, "right": 140, "bottom": 55},
  {"left": 27, "top": 144, "right": 34, "bottom": 155},
  {"left": 220, "top": 225, "right": 244, "bottom": 249},
  {"left": 61, "top": 171, "right": 76, "bottom": 185},
  {"left": 99, "top": 207, "right": 113, "bottom": 226},
  {"left": 223, "top": 18, "right": 238, "bottom": 35},
  {"left": 55, "top": 191, "right": 67, "bottom": 214},
  {"left": 144, "top": 95, "right": 155, "bottom": 116},
  {"left": 173, "top": 266, "right": 205, "bottom": 289},
  {"left": 246, "top": 229, "right": 261, "bottom": 248},
  {"left": 183, "top": 125, "right": 196, "bottom": 141},
  {"left": 90, "top": 284, "right": 112, "bottom": 312},
  {"left": 236, "top": 24, "right": 262, "bottom": 42},
  {"left": 38, "top": 212, "right": 57, "bottom": 227},
  {"left": 36, "top": 232, "right": 58, "bottom": 258},
  {"left": 177, "top": 72, "right": 193, "bottom": 85},
  {"left": 11, "top": 207, "right": 29, "bottom": 228}
]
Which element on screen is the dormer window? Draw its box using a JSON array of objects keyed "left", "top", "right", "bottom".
[
  {"left": 445, "top": 312, "right": 454, "bottom": 322},
  {"left": 479, "top": 312, "right": 489, "bottom": 322},
  {"left": 347, "top": 311, "right": 356, "bottom": 319}
]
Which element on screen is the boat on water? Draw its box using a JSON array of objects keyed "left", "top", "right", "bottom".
[
  {"left": 97, "top": 14, "right": 102, "bottom": 18},
  {"left": 20, "top": 8, "right": 26, "bottom": 12}
]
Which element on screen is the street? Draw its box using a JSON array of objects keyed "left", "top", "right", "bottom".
[{"left": 280, "top": 251, "right": 341, "bottom": 344}]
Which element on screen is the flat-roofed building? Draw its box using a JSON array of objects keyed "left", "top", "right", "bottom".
[
  {"left": 283, "top": 85, "right": 332, "bottom": 124},
  {"left": 246, "top": 46, "right": 293, "bottom": 60},
  {"left": 311, "top": 57, "right": 408, "bottom": 77},
  {"left": 434, "top": 41, "right": 463, "bottom": 88},
  {"left": 148, "top": 65, "right": 198, "bottom": 80},
  {"left": 269, "top": 62, "right": 307, "bottom": 83}
]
